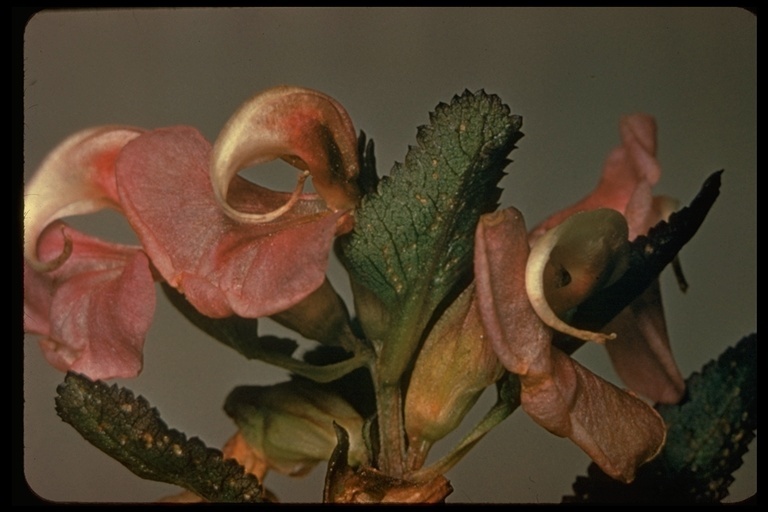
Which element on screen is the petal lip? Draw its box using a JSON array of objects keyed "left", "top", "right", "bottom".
[
  {"left": 525, "top": 209, "right": 630, "bottom": 344},
  {"left": 24, "top": 223, "right": 155, "bottom": 380},
  {"left": 24, "top": 126, "right": 144, "bottom": 271},
  {"left": 116, "top": 126, "right": 345, "bottom": 319}
]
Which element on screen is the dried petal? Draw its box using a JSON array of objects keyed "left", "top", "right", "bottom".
[
  {"left": 522, "top": 349, "right": 666, "bottom": 483},
  {"left": 474, "top": 207, "right": 546, "bottom": 375}
]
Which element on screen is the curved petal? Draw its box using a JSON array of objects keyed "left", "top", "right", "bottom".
[
  {"left": 525, "top": 209, "right": 630, "bottom": 343},
  {"left": 530, "top": 114, "right": 659, "bottom": 241},
  {"left": 116, "top": 127, "right": 346, "bottom": 318},
  {"left": 474, "top": 207, "right": 665, "bottom": 482},
  {"left": 24, "top": 126, "right": 144, "bottom": 271},
  {"left": 211, "top": 86, "right": 360, "bottom": 223},
  {"left": 474, "top": 207, "right": 549, "bottom": 375},
  {"left": 24, "top": 222, "right": 155, "bottom": 379},
  {"left": 522, "top": 349, "right": 666, "bottom": 483},
  {"left": 603, "top": 281, "right": 686, "bottom": 404}
]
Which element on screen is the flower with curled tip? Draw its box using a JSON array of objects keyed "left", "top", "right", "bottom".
[
  {"left": 529, "top": 113, "right": 686, "bottom": 405},
  {"left": 472, "top": 114, "right": 687, "bottom": 482},
  {"left": 475, "top": 207, "right": 666, "bottom": 483},
  {"left": 23, "top": 86, "right": 361, "bottom": 380}
]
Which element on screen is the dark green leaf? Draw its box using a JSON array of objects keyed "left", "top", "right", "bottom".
[
  {"left": 338, "top": 90, "right": 523, "bottom": 381},
  {"left": 656, "top": 333, "right": 757, "bottom": 497},
  {"left": 55, "top": 372, "right": 263, "bottom": 503},
  {"left": 357, "top": 130, "right": 380, "bottom": 196},
  {"left": 563, "top": 333, "right": 757, "bottom": 504},
  {"left": 556, "top": 170, "right": 722, "bottom": 354}
]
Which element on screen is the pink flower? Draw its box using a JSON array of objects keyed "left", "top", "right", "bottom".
[
  {"left": 531, "top": 114, "right": 685, "bottom": 405},
  {"left": 473, "top": 114, "right": 685, "bottom": 483},
  {"left": 24, "top": 86, "right": 361, "bottom": 380}
]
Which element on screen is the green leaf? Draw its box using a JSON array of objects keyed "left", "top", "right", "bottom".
[
  {"left": 338, "top": 90, "right": 523, "bottom": 382},
  {"left": 163, "top": 284, "right": 370, "bottom": 383},
  {"left": 656, "top": 332, "right": 757, "bottom": 494},
  {"left": 55, "top": 372, "right": 264, "bottom": 503},
  {"left": 563, "top": 333, "right": 757, "bottom": 504}
]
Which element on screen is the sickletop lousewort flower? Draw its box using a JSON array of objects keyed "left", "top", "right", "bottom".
[{"left": 25, "top": 88, "right": 694, "bottom": 498}]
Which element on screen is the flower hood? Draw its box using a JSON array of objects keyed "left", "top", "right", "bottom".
[{"left": 24, "top": 86, "right": 361, "bottom": 379}]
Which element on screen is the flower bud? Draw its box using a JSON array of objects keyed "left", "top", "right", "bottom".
[
  {"left": 270, "top": 278, "right": 358, "bottom": 349},
  {"left": 404, "top": 284, "right": 503, "bottom": 465},
  {"left": 224, "top": 380, "right": 368, "bottom": 476}
]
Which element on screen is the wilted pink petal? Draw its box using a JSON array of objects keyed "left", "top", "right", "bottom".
[
  {"left": 211, "top": 86, "right": 360, "bottom": 224},
  {"left": 474, "top": 207, "right": 548, "bottom": 375},
  {"left": 474, "top": 207, "right": 665, "bottom": 482},
  {"left": 24, "top": 223, "right": 155, "bottom": 379},
  {"left": 24, "top": 126, "right": 144, "bottom": 271},
  {"left": 522, "top": 349, "right": 666, "bottom": 483},
  {"left": 116, "top": 127, "right": 347, "bottom": 319}
]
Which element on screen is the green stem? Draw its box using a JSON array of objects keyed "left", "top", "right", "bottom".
[
  {"left": 373, "top": 376, "right": 406, "bottom": 477},
  {"left": 406, "top": 437, "right": 432, "bottom": 471}
]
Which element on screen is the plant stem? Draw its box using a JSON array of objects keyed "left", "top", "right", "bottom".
[
  {"left": 406, "top": 437, "right": 431, "bottom": 471},
  {"left": 373, "top": 378, "right": 406, "bottom": 478}
]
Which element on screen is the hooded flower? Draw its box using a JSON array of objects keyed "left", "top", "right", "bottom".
[
  {"left": 474, "top": 207, "right": 666, "bottom": 484},
  {"left": 473, "top": 114, "right": 685, "bottom": 482},
  {"left": 23, "top": 86, "right": 361, "bottom": 380},
  {"left": 530, "top": 113, "right": 686, "bottom": 405}
]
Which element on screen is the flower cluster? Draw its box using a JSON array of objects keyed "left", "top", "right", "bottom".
[
  {"left": 473, "top": 115, "right": 685, "bottom": 481},
  {"left": 24, "top": 87, "right": 688, "bottom": 494},
  {"left": 24, "top": 86, "right": 361, "bottom": 379}
]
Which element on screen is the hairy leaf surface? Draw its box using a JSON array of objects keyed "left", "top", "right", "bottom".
[
  {"left": 564, "top": 333, "right": 757, "bottom": 504},
  {"left": 56, "top": 372, "right": 264, "bottom": 503},
  {"left": 338, "top": 90, "right": 522, "bottom": 380}
]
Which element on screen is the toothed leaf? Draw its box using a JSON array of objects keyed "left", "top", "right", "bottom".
[
  {"left": 564, "top": 333, "right": 757, "bottom": 504},
  {"left": 338, "top": 90, "right": 522, "bottom": 380},
  {"left": 55, "top": 372, "right": 264, "bottom": 503}
]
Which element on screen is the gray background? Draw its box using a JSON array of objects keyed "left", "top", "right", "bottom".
[{"left": 23, "top": 8, "right": 756, "bottom": 503}]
